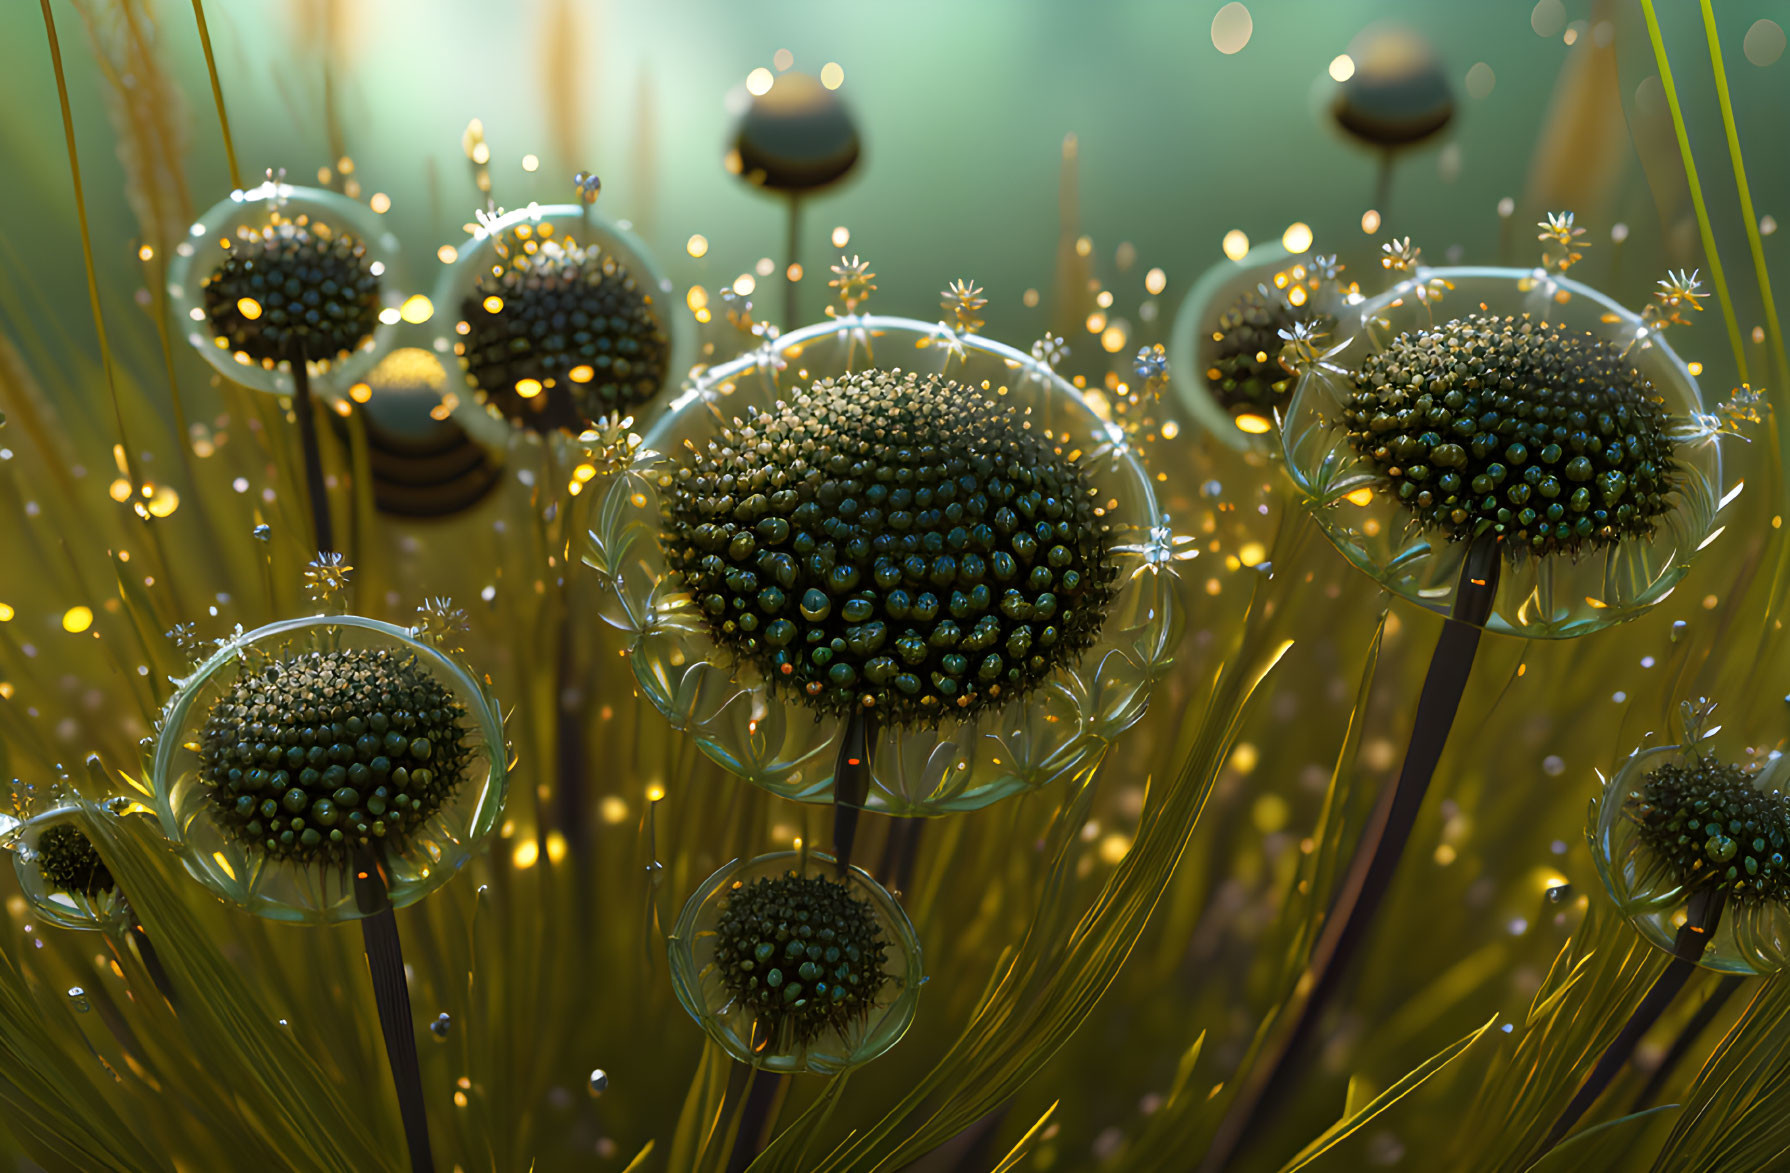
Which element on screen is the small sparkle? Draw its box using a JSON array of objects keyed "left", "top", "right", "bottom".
[
  {"left": 1537, "top": 210, "right": 1588, "bottom": 273},
  {"left": 413, "top": 597, "right": 469, "bottom": 653},
  {"left": 303, "top": 552, "right": 353, "bottom": 605},
  {"left": 827, "top": 255, "right": 876, "bottom": 315},
  {"left": 940, "top": 278, "right": 987, "bottom": 334}
]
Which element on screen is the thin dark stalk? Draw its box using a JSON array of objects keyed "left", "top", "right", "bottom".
[
  {"left": 784, "top": 195, "right": 803, "bottom": 330},
  {"left": 832, "top": 708, "right": 872, "bottom": 874},
  {"left": 555, "top": 630, "right": 591, "bottom": 867},
  {"left": 877, "top": 817, "right": 925, "bottom": 898},
  {"left": 1631, "top": 974, "right": 1742, "bottom": 1110},
  {"left": 725, "top": 1065, "right": 787, "bottom": 1173},
  {"left": 1539, "top": 887, "right": 1727, "bottom": 1154},
  {"left": 1373, "top": 151, "right": 1394, "bottom": 217},
  {"left": 354, "top": 845, "right": 434, "bottom": 1173},
  {"left": 1200, "top": 534, "right": 1502, "bottom": 1172},
  {"left": 126, "top": 913, "right": 178, "bottom": 1010},
  {"left": 290, "top": 347, "right": 334, "bottom": 554}
]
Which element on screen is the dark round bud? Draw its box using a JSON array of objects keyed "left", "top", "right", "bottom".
[
  {"left": 1630, "top": 755, "right": 1790, "bottom": 907},
  {"left": 660, "top": 369, "right": 1117, "bottom": 723},
  {"left": 1342, "top": 311, "right": 1677, "bottom": 557},
  {"left": 328, "top": 348, "right": 502, "bottom": 518},
  {"left": 713, "top": 872, "right": 887, "bottom": 1045},
  {"left": 1331, "top": 25, "right": 1455, "bottom": 149},
  {"left": 458, "top": 238, "right": 669, "bottom": 431},
  {"left": 729, "top": 71, "right": 861, "bottom": 194},
  {"left": 1206, "top": 289, "right": 1333, "bottom": 414},
  {"left": 201, "top": 221, "right": 381, "bottom": 365},
  {"left": 195, "top": 648, "right": 471, "bottom": 866},
  {"left": 35, "top": 824, "right": 115, "bottom": 899}
]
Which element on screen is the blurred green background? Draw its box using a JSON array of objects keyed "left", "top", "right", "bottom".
[{"left": 0, "top": 0, "right": 1784, "bottom": 392}]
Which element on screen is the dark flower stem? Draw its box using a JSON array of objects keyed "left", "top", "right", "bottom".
[
  {"left": 725, "top": 1065, "right": 787, "bottom": 1173},
  {"left": 783, "top": 195, "right": 803, "bottom": 330},
  {"left": 289, "top": 345, "right": 334, "bottom": 554},
  {"left": 1539, "top": 886, "right": 1728, "bottom": 1154},
  {"left": 1374, "top": 150, "right": 1395, "bottom": 217},
  {"left": 1630, "top": 974, "right": 1743, "bottom": 1110},
  {"left": 292, "top": 346, "right": 431, "bottom": 1165},
  {"left": 832, "top": 708, "right": 873, "bottom": 874},
  {"left": 877, "top": 816, "right": 925, "bottom": 897},
  {"left": 354, "top": 844, "right": 434, "bottom": 1173},
  {"left": 123, "top": 908, "right": 178, "bottom": 1010},
  {"left": 1200, "top": 532, "right": 1502, "bottom": 1172}
]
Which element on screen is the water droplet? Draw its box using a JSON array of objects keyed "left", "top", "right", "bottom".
[
  {"left": 101, "top": 796, "right": 129, "bottom": 814},
  {"left": 430, "top": 1013, "right": 452, "bottom": 1038},
  {"left": 1706, "top": 834, "right": 1739, "bottom": 864},
  {"left": 1545, "top": 883, "right": 1572, "bottom": 904},
  {"left": 588, "top": 1068, "right": 609, "bottom": 1096},
  {"left": 67, "top": 986, "right": 90, "bottom": 1013},
  {"left": 252, "top": 524, "right": 271, "bottom": 542},
  {"left": 1201, "top": 480, "right": 1224, "bottom": 499},
  {"left": 1671, "top": 620, "right": 1688, "bottom": 643}
]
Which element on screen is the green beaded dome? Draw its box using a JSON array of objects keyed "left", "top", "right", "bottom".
[
  {"left": 1342, "top": 311, "right": 1678, "bottom": 557},
  {"left": 1206, "top": 289, "right": 1328, "bottom": 413},
  {"left": 201, "top": 222, "right": 382, "bottom": 365},
  {"left": 34, "top": 824, "right": 115, "bottom": 899},
  {"left": 660, "top": 367, "right": 1118, "bottom": 724},
  {"left": 195, "top": 648, "right": 472, "bottom": 866},
  {"left": 458, "top": 240, "right": 670, "bottom": 431},
  {"left": 1629, "top": 755, "right": 1790, "bottom": 907},
  {"left": 713, "top": 872, "right": 889, "bottom": 1046}
]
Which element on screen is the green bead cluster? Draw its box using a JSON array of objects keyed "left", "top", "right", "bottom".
[
  {"left": 1206, "top": 289, "right": 1328, "bottom": 413},
  {"left": 1630, "top": 755, "right": 1790, "bottom": 906},
  {"left": 34, "top": 824, "right": 115, "bottom": 900},
  {"left": 195, "top": 648, "right": 472, "bottom": 866},
  {"left": 660, "top": 368, "right": 1117, "bottom": 724},
  {"left": 1343, "top": 312, "right": 1678, "bottom": 557},
  {"left": 713, "top": 872, "right": 889, "bottom": 1046},
  {"left": 459, "top": 240, "right": 669, "bottom": 432},
  {"left": 201, "top": 222, "right": 381, "bottom": 365}
]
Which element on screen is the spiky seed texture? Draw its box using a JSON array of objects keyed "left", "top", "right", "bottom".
[
  {"left": 713, "top": 873, "right": 889, "bottom": 1046},
  {"left": 1343, "top": 312, "right": 1678, "bottom": 557},
  {"left": 195, "top": 648, "right": 472, "bottom": 866},
  {"left": 35, "top": 824, "right": 115, "bottom": 899},
  {"left": 201, "top": 222, "right": 382, "bottom": 366},
  {"left": 458, "top": 239, "right": 670, "bottom": 432},
  {"left": 1206, "top": 290, "right": 1330, "bottom": 413},
  {"left": 659, "top": 369, "right": 1118, "bottom": 724},
  {"left": 1629, "top": 755, "right": 1790, "bottom": 907}
]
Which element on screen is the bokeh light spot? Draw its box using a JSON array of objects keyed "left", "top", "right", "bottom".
[
  {"left": 1745, "top": 19, "right": 1786, "bottom": 67},
  {"left": 1211, "top": 3, "right": 1252, "bottom": 54}
]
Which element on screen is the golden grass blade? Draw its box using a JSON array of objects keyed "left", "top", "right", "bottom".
[
  {"left": 1638, "top": 0, "right": 1748, "bottom": 384},
  {"left": 1276, "top": 1015, "right": 1497, "bottom": 1172}
]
